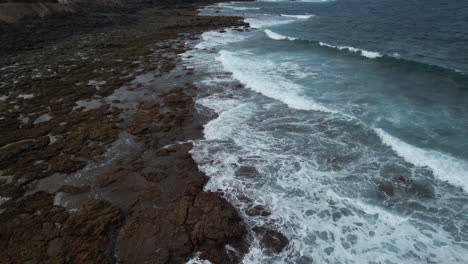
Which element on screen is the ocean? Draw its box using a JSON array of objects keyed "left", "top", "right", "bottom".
[{"left": 183, "top": 0, "right": 468, "bottom": 263}]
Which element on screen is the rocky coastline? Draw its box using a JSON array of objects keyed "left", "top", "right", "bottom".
[
  {"left": 0, "top": 2, "right": 250, "bottom": 263},
  {"left": 0, "top": 0, "right": 290, "bottom": 263}
]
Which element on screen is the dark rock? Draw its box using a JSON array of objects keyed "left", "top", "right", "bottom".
[
  {"left": 59, "top": 199, "right": 124, "bottom": 263},
  {"left": 246, "top": 204, "right": 271, "bottom": 217},
  {"left": 58, "top": 184, "right": 91, "bottom": 194},
  {"left": 252, "top": 226, "right": 289, "bottom": 254},
  {"left": 143, "top": 170, "right": 168, "bottom": 182},
  {"left": 378, "top": 182, "right": 394, "bottom": 197},
  {"left": 408, "top": 182, "right": 434, "bottom": 198},
  {"left": 99, "top": 168, "right": 130, "bottom": 187}
]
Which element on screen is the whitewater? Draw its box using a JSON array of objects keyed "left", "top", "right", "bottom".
[{"left": 185, "top": 0, "right": 468, "bottom": 263}]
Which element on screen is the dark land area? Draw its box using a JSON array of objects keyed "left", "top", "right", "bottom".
[{"left": 0, "top": 0, "right": 289, "bottom": 263}]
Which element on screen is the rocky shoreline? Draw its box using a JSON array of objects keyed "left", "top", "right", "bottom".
[{"left": 0, "top": 4, "right": 254, "bottom": 263}]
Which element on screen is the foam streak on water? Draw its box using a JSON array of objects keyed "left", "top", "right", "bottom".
[{"left": 319, "top": 42, "right": 383, "bottom": 59}]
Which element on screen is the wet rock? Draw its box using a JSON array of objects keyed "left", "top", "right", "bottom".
[
  {"left": 246, "top": 204, "right": 271, "bottom": 217},
  {"left": 188, "top": 192, "right": 245, "bottom": 243},
  {"left": 176, "top": 158, "right": 197, "bottom": 170},
  {"left": 0, "top": 7, "right": 250, "bottom": 264},
  {"left": 99, "top": 168, "right": 130, "bottom": 187},
  {"left": 378, "top": 176, "right": 434, "bottom": 199},
  {"left": 49, "top": 154, "right": 87, "bottom": 173},
  {"left": 58, "top": 184, "right": 91, "bottom": 194},
  {"left": 0, "top": 137, "right": 49, "bottom": 169},
  {"left": 47, "top": 238, "right": 62, "bottom": 257},
  {"left": 59, "top": 199, "right": 124, "bottom": 263},
  {"left": 155, "top": 148, "right": 170, "bottom": 156},
  {"left": 141, "top": 101, "right": 160, "bottom": 110},
  {"left": 252, "top": 226, "right": 289, "bottom": 254},
  {"left": 187, "top": 192, "right": 246, "bottom": 263},
  {"left": 143, "top": 171, "right": 168, "bottom": 182},
  {"left": 395, "top": 175, "right": 412, "bottom": 185},
  {"left": 378, "top": 182, "right": 395, "bottom": 197},
  {"left": 0, "top": 191, "right": 67, "bottom": 263},
  {"left": 407, "top": 182, "right": 434, "bottom": 198}
]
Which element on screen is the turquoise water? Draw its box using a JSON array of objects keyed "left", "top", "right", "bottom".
[{"left": 184, "top": 1, "right": 468, "bottom": 263}]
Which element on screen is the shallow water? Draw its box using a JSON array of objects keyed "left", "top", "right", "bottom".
[{"left": 184, "top": 0, "right": 468, "bottom": 263}]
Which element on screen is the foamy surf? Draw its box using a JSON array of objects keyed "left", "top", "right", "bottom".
[
  {"left": 217, "top": 3, "right": 261, "bottom": 10},
  {"left": 259, "top": 0, "right": 332, "bottom": 2},
  {"left": 191, "top": 87, "right": 468, "bottom": 264},
  {"left": 280, "top": 14, "right": 315, "bottom": 19},
  {"left": 194, "top": 29, "right": 249, "bottom": 50},
  {"left": 375, "top": 128, "right": 468, "bottom": 192},
  {"left": 244, "top": 17, "right": 297, "bottom": 29},
  {"left": 319, "top": 42, "right": 383, "bottom": 59},
  {"left": 217, "top": 50, "right": 335, "bottom": 113},
  {"left": 185, "top": 1, "right": 468, "bottom": 263},
  {"left": 264, "top": 29, "right": 297, "bottom": 40}
]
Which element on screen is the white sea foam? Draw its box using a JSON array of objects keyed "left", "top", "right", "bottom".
[
  {"left": 245, "top": 13, "right": 315, "bottom": 29},
  {"left": 217, "top": 50, "right": 335, "bottom": 113},
  {"left": 182, "top": 18, "right": 468, "bottom": 264},
  {"left": 194, "top": 29, "right": 248, "bottom": 50},
  {"left": 259, "top": 0, "right": 331, "bottom": 2},
  {"left": 217, "top": 2, "right": 261, "bottom": 10},
  {"left": 186, "top": 253, "right": 213, "bottom": 264},
  {"left": 319, "top": 42, "right": 383, "bottom": 59},
  {"left": 244, "top": 17, "right": 296, "bottom": 29},
  {"left": 232, "top": 6, "right": 260, "bottom": 10},
  {"left": 375, "top": 128, "right": 468, "bottom": 192},
  {"left": 264, "top": 29, "right": 297, "bottom": 40},
  {"left": 280, "top": 14, "right": 315, "bottom": 19},
  {"left": 192, "top": 92, "right": 468, "bottom": 263},
  {"left": 17, "top": 93, "right": 34, "bottom": 99}
]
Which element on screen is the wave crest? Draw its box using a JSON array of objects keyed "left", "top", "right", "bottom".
[
  {"left": 264, "top": 29, "right": 297, "bottom": 41},
  {"left": 375, "top": 128, "right": 468, "bottom": 192},
  {"left": 281, "top": 14, "right": 315, "bottom": 19},
  {"left": 319, "top": 42, "right": 383, "bottom": 59}
]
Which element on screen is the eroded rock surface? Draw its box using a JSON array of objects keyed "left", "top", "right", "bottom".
[
  {"left": 0, "top": 4, "right": 249, "bottom": 263},
  {"left": 0, "top": 192, "right": 123, "bottom": 263}
]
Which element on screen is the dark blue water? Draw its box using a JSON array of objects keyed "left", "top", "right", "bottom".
[
  {"left": 237, "top": 0, "right": 468, "bottom": 72},
  {"left": 187, "top": 1, "right": 468, "bottom": 263}
]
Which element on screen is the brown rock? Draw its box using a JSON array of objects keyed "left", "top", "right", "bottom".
[
  {"left": 187, "top": 192, "right": 246, "bottom": 263},
  {"left": 155, "top": 148, "right": 170, "bottom": 156},
  {"left": 252, "top": 226, "right": 289, "bottom": 254},
  {"left": 246, "top": 204, "right": 271, "bottom": 217},
  {"left": 0, "top": 192, "right": 69, "bottom": 263},
  {"left": 143, "top": 171, "right": 168, "bottom": 182},
  {"left": 99, "top": 168, "right": 130, "bottom": 187},
  {"left": 58, "top": 184, "right": 91, "bottom": 194},
  {"left": 49, "top": 154, "right": 86, "bottom": 173},
  {"left": 60, "top": 199, "right": 124, "bottom": 263},
  {"left": 141, "top": 101, "right": 160, "bottom": 110}
]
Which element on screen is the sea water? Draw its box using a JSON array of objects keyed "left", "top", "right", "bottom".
[{"left": 183, "top": 0, "right": 468, "bottom": 263}]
